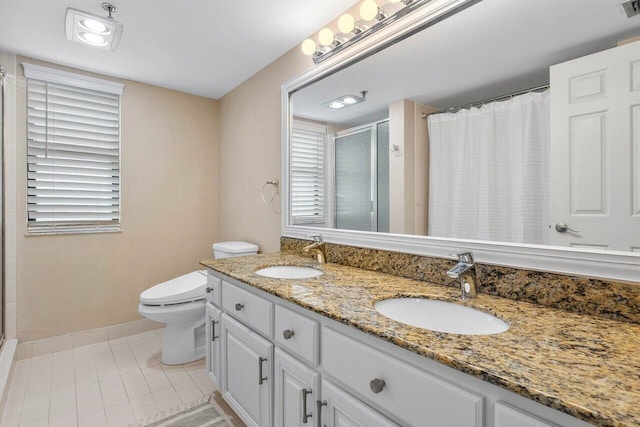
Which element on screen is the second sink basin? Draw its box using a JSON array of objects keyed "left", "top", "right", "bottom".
[
  {"left": 255, "top": 265, "right": 323, "bottom": 279},
  {"left": 374, "top": 298, "right": 509, "bottom": 335}
]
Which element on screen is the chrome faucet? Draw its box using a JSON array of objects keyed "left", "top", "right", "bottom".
[
  {"left": 446, "top": 252, "right": 478, "bottom": 300},
  {"left": 303, "top": 234, "right": 327, "bottom": 264}
]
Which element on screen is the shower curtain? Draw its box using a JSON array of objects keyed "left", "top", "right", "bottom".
[{"left": 427, "top": 90, "right": 550, "bottom": 244}]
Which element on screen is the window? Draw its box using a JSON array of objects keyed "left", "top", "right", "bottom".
[
  {"left": 290, "top": 120, "right": 326, "bottom": 225},
  {"left": 24, "top": 63, "right": 124, "bottom": 234}
]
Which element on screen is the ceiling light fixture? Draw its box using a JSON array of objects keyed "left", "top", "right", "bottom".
[
  {"left": 323, "top": 91, "right": 367, "bottom": 110},
  {"left": 301, "top": 0, "right": 475, "bottom": 64},
  {"left": 65, "top": 3, "right": 123, "bottom": 51}
]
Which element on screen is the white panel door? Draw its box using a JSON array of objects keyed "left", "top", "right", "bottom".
[
  {"left": 220, "top": 313, "right": 273, "bottom": 427},
  {"left": 321, "top": 380, "right": 399, "bottom": 427},
  {"left": 205, "top": 302, "right": 222, "bottom": 388},
  {"left": 549, "top": 40, "right": 640, "bottom": 250},
  {"left": 274, "top": 348, "right": 319, "bottom": 427}
]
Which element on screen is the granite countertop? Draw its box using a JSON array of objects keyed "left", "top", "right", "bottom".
[{"left": 201, "top": 252, "right": 640, "bottom": 427}]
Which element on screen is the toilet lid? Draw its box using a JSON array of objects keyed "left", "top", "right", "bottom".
[{"left": 140, "top": 270, "right": 208, "bottom": 305}]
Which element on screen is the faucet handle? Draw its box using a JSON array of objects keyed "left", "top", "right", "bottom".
[
  {"left": 306, "top": 234, "right": 323, "bottom": 243},
  {"left": 449, "top": 252, "right": 474, "bottom": 263}
]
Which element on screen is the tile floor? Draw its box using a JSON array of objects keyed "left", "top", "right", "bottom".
[{"left": 0, "top": 329, "right": 218, "bottom": 427}]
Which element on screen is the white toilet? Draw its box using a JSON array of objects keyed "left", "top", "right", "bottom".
[{"left": 138, "top": 241, "right": 259, "bottom": 365}]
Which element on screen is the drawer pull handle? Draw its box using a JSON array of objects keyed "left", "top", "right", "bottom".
[
  {"left": 235, "top": 303, "right": 244, "bottom": 311},
  {"left": 205, "top": 286, "right": 213, "bottom": 293},
  {"left": 211, "top": 320, "right": 219, "bottom": 342},
  {"left": 302, "top": 388, "right": 312, "bottom": 424},
  {"left": 283, "top": 329, "right": 295, "bottom": 340},
  {"left": 369, "top": 378, "right": 386, "bottom": 393},
  {"left": 258, "top": 356, "right": 268, "bottom": 385}
]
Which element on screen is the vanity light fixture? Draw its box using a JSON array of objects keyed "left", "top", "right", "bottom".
[
  {"left": 323, "top": 91, "right": 367, "bottom": 110},
  {"left": 301, "top": 0, "right": 473, "bottom": 64},
  {"left": 65, "top": 3, "right": 123, "bottom": 51}
]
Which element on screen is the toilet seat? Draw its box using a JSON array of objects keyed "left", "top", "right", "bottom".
[{"left": 140, "top": 270, "right": 207, "bottom": 306}]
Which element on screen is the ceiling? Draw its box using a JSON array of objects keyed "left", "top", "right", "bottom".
[
  {"left": 0, "top": 0, "right": 358, "bottom": 99},
  {"left": 292, "top": 0, "right": 640, "bottom": 126}
]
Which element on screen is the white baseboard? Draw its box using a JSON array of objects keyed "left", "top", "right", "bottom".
[
  {"left": 16, "top": 319, "right": 162, "bottom": 360},
  {"left": 0, "top": 339, "right": 18, "bottom": 417}
]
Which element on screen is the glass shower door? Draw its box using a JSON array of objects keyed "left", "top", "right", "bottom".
[
  {"left": 335, "top": 128, "right": 375, "bottom": 231},
  {"left": 376, "top": 121, "right": 389, "bottom": 233}
]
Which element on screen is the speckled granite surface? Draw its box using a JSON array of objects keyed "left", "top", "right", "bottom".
[
  {"left": 281, "top": 237, "right": 640, "bottom": 324},
  {"left": 201, "top": 252, "right": 640, "bottom": 427}
]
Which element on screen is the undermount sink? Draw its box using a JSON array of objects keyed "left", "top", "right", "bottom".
[
  {"left": 374, "top": 298, "right": 509, "bottom": 335},
  {"left": 255, "top": 265, "right": 323, "bottom": 279}
]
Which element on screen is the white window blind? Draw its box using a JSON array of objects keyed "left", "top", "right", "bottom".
[
  {"left": 290, "top": 122, "right": 326, "bottom": 225},
  {"left": 24, "top": 64, "right": 123, "bottom": 234}
]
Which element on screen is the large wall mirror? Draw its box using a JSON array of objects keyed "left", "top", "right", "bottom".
[{"left": 282, "top": 0, "right": 640, "bottom": 281}]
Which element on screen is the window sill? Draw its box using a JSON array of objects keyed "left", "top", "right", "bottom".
[{"left": 25, "top": 226, "right": 122, "bottom": 236}]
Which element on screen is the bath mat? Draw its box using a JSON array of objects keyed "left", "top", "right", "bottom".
[{"left": 133, "top": 395, "right": 232, "bottom": 427}]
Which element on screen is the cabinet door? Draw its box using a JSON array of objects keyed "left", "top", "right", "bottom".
[
  {"left": 221, "top": 313, "right": 273, "bottom": 427},
  {"left": 321, "top": 380, "right": 399, "bottom": 427},
  {"left": 495, "top": 402, "right": 559, "bottom": 427},
  {"left": 274, "top": 348, "right": 319, "bottom": 427},
  {"left": 205, "top": 302, "right": 222, "bottom": 388}
]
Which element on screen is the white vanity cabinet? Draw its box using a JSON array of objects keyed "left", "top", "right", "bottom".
[
  {"left": 206, "top": 271, "right": 594, "bottom": 427},
  {"left": 274, "top": 347, "right": 319, "bottom": 426},
  {"left": 205, "top": 302, "right": 221, "bottom": 388},
  {"left": 220, "top": 313, "right": 273, "bottom": 427}
]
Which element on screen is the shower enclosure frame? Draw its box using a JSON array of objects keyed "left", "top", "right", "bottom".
[{"left": 0, "top": 63, "right": 5, "bottom": 349}]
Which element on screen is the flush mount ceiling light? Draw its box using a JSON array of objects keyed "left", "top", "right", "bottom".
[
  {"left": 301, "top": 0, "right": 476, "bottom": 64},
  {"left": 65, "top": 3, "right": 123, "bottom": 51},
  {"left": 323, "top": 91, "right": 367, "bottom": 110}
]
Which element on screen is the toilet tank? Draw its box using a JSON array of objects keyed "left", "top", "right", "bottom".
[{"left": 213, "top": 241, "right": 259, "bottom": 259}]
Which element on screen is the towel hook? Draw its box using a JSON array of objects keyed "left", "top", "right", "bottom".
[{"left": 261, "top": 179, "right": 279, "bottom": 204}]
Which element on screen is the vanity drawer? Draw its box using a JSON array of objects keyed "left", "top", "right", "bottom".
[
  {"left": 322, "top": 327, "right": 483, "bottom": 427},
  {"left": 495, "top": 402, "right": 559, "bottom": 427},
  {"left": 206, "top": 272, "right": 221, "bottom": 307},
  {"left": 274, "top": 304, "right": 319, "bottom": 365},
  {"left": 222, "top": 281, "right": 273, "bottom": 338}
]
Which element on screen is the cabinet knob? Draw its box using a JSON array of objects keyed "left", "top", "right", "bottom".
[
  {"left": 205, "top": 287, "right": 213, "bottom": 293},
  {"left": 369, "top": 378, "right": 386, "bottom": 394},
  {"left": 283, "top": 329, "right": 295, "bottom": 340},
  {"left": 235, "top": 303, "right": 244, "bottom": 311}
]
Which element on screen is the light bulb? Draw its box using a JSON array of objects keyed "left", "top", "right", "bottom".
[
  {"left": 301, "top": 39, "right": 317, "bottom": 56},
  {"left": 338, "top": 14, "right": 356, "bottom": 33},
  {"left": 329, "top": 101, "right": 345, "bottom": 109},
  {"left": 78, "top": 32, "right": 108, "bottom": 46},
  {"left": 360, "top": 0, "right": 379, "bottom": 21},
  {"left": 343, "top": 96, "right": 358, "bottom": 104},
  {"left": 79, "top": 18, "right": 110, "bottom": 34},
  {"left": 318, "top": 28, "right": 335, "bottom": 46}
]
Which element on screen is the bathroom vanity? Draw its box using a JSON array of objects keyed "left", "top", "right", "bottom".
[{"left": 201, "top": 252, "right": 639, "bottom": 427}]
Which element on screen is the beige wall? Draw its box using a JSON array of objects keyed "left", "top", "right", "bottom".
[
  {"left": 16, "top": 57, "right": 219, "bottom": 341},
  {"left": 217, "top": 50, "right": 309, "bottom": 253},
  {"left": 216, "top": 3, "right": 364, "bottom": 253},
  {"left": 388, "top": 100, "right": 435, "bottom": 235}
]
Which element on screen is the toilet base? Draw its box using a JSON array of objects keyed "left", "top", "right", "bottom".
[{"left": 160, "top": 320, "right": 206, "bottom": 365}]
